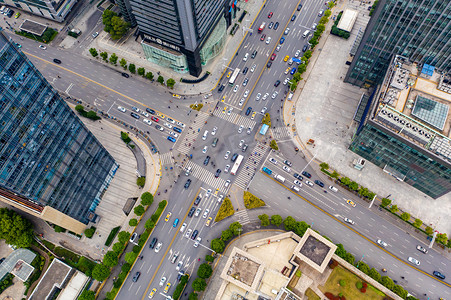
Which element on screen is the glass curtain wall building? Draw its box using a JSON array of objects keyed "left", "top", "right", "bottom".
[
  {"left": 345, "top": 0, "right": 451, "bottom": 87},
  {"left": 0, "top": 29, "right": 118, "bottom": 225}
]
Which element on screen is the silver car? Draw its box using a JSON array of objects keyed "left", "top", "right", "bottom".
[
  {"left": 256, "top": 93, "right": 261, "bottom": 101},
  {"left": 408, "top": 256, "right": 420, "bottom": 266},
  {"left": 233, "top": 85, "right": 239, "bottom": 92}
]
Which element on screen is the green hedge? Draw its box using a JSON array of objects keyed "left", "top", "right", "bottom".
[
  {"left": 105, "top": 226, "right": 121, "bottom": 246},
  {"left": 172, "top": 275, "right": 189, "bottom": 300}
]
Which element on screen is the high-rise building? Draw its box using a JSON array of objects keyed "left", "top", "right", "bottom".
[
  {"left": 117, "top": 0, "right": 233, "bottom": 76},
  {"left": 0, "top": 29, "right": 118, "bottom": 232},
  {"left": 0, "top": 0, "right": 77, "bottom": 22},
  {"left": 345, "top": 0, "right": 451, "bottom": 87}
]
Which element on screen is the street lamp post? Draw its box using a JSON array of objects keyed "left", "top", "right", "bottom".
[
  {"left": 356, "top": 254, "right": 364, "bottom": 268},
  {"left": 368, "top": 194, "right": 377, "bottom": 209},
  {"left": 300, "top": 148, "right": 319, "bottom": 174}
]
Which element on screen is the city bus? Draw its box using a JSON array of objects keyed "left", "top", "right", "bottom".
[
  {"left": 228, "top": 68, "right": 240, "bottom": 86},
  {"left": 230, "top": 154, "right": 244, "bottom": 175}
]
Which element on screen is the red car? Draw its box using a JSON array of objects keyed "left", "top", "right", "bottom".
[
  {"left": 268, "top": 12, "right": 273, "bottom": 18},
  {"left": 151, "top": 116, "right": 159, "bottom": 122},
  {"left": 270, "top": 53, "right": 276, "bottom": 61},
  {"left": 260, "top": 34, "right": 266, "bottom": 41}
]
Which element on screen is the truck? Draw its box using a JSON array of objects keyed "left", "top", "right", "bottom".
[
  {"left": 262, "top": 167, "right": 272, "bottom": 175},
  {"left": 275, "top": 174, "right": 285, "bottom": 183},
  {"left": 258, "top": 22, "right": 266, "bottom": 33}
]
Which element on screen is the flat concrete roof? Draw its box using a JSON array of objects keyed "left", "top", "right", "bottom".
[
  {"left": 29, "top": 259, "right": 72, "bottom": 300},
  {"left": 19, "top": 19, "right": 48, "bottom": 36},
  {"left": 0, "top": 248, "right": 36, "bottom": 281},
  {"left": 337, "top": 9, "right": 358, "bottom": 32}
]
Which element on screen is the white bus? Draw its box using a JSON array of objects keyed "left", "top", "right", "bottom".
[
  {"left": 228, "top": 68, "right": 241, "bottom": 86},
  {"left": 230, "top": 155, "right": 244, "bottom": 175}
]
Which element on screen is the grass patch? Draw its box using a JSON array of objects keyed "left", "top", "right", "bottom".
[
  {"left": 318, "top": 266, "right": 385, "bottom": 300},
  {"left": 189, "top": 103, "right": 203, "bottom": 111},
  {"left": 42, "top": 239, "right": 55, "bottom": 251},
  {"left": 105, "top": 226, "right": 121, "bottom": 246},
  {"left": 54, "top": 246, "right": 80, "bottom": 266},
  {"left": 215, "top": 198, "right": 234, "bottom": 222},
  {"left": 243, "top": 191, "right": 265, "bottom": 209},
  {"left": 305, "top": 288, "right": 321, "bottom": 300},
  {"left": 16, "top": 28, "right": 58, "bottom": 43}
]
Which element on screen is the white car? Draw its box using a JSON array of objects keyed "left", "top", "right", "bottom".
[
  {"left": 159, "top": 276, "right": 166, "bottom": 287},
  {"left": 239, "top": 98, "right": 245, "bottom": 106},
  {"left": 205, "top": 189, "right": 212, "bottom": 198},
  {"left": 295, "top": 50, "right": 301, "bottom": 57},
  {"left": 203, "top": 209, "right": 210, "bottom": 219},
  {"left": 243, "top": 90, "right": 249, "bottom": 97},
  {"left": 408, "top": 257, "right": 420, "bottom": 266},
  {"left": 211, "top": 126, "right": 218, "bottom": 135},
  {"left": 283, "top": 78, "right": 290, "bottom": 85},
  {"left": 195, "top": 208, "right": 202, "bottom": 217},
  {"left": 250, "top": 64, "right": 256, "bottom": 72},
  {"left": 176, "top": 121, "right": 186, "bottom": 128},
  {"left": 344, "top": 218, "right": 355, "bottom": 225},
  {"left": 170, "top": 131, "right": 178, "bottom": 138},
  {"left": 294, "top": 180, "right": 302, "bottom": 186},
  {"left": 282, "top": 165, "right": 291, "bottom": 172},
  {"left": 185, "top": 229, "right": 192, "bottom": 238},
  {"left": 224, "top": 151, "right": 231, "bottom": 159},
  {"left": 155, "top": 242, "right": 162, "bottom": 253},
  {"left": 247, "top": 127, "right": 252, "bottom": 135},
  {"left": 193, "top": 236, "right": 202, "bottom": 248},
  {"left": 262, "top": 93, "right": 269, "bottom": 100},
  {"left": 39, "top": 45, "right": 47, "bottom": 50},
  {"left": 276, "top": 45, "right": 282, "bottom": 52},
  {"left": 305, "top": 180, "right": 314, "bottom": 186},
  {"left": 256, "top": 93, "right": 262, "bottom": 101},
  {"left": 233, "top": 85, "right": 239, "bottom": 92},
  {"left": 118, "top": 106, "right": 126, "bottom": 113},
  {"left": 92, "top": 32, "right": 99, "bottom": 38},
  {"left": 265, "top": 37, "right": 272, "bottom": 44},
  {"left": 416, "top": 245, "right": 428, "bottom": 254},
  {"left": 218, "top": 194, "right": 224, "bottom": 202},
  {"left": 180, "top": 223, "right": 187, "bottom": 233},
  {"left": 143, "top": 118, "right": 152, "bottom": 125},
  {"left": 239, "top": 140, "right": 245, "bottom": 148},
  {"left": 141, "top": 111, "right": 149, "bottom": 118},
  {"left": 224, "top": 165, "right": 230, "bottom": 173},
  {"left": 377, "top": 239, "right": 388, "bottom": 247},
  {"left": 132, "top": 106, "right": 140, "bottom": 113},
  {"left": 227, "top": 107, "right": 233, "bottom": 115},
  {"left": 176, "top": 260, "right": 183, "bottom": 271},
  {"left": 271, "top": 91, "right": 279, "bottom": 99},
  {"left": 261, "top": 107, "right": 267, "bottom": 114},
  {"left": 312, "top": 23, "right": 317, "bottom": 30},
  {"left": 269, "top": 158, "right": 277, "bottom": 164},
  {"left": 202, "top": 146, "right": 208, "bottom": 153},
  {"left": 166, "top": 117, "right": 175, "bottom": 124},
  {"left": 164, "top": 122, "right": 172, "bottom": 129},
  {"left": 238, "top": 125, "right": 244, "bottom": 133}
]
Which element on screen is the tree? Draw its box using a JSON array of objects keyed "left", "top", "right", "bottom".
[
  {"left": 335, "top": 244, "right": 346, "bottom": 258},
  {"left": 221, "top": 229, "right": 233, "bottom": 241},
  {"left": 89, "top": 48, "right": 98, "bottom": 57},
  {"left": 297, "top": 64, "right": 307, "bottom": 74},
  {"left": 290, "top": 81, "right": 297, "bottom": 91},
  {"left": 112, "top": 242, "right": 124, "bottom": 253},
  {"left": 137, "top": 176, "right": 145, "bottom": 187},
  {"left": 205, "top": 255, "right": 214, "bottom": 262},
  {"left": 136, "top": 67, "right": 145, "bottom": 76},
  {"left": 109, "top": 16, "right": 130, "bottom": 40},
  {"left": 141, "top": 192, "right": 154, "bottom": 206},
  {"left": 84, "top": 227, "right": 95, "bottom": 238},
  {"left": 92, "top": 263, "right": 110, "bottom": 281},
  {"left": 284, "top": 216, "right": 297, "bottom": 231},
  {"left": 124, "top": 252, "right": 138, "bottom": 264},
  {"left": 100, "top": 52, "right": 108, "bottom": 62},
  {"left": 390, "top": 205, "right": 398, "bottom": 213},
  {"left": 197, "top": 263, "right": 213, "bottom": 279},
  {"left": 345, "top": 253, "right": 355, "bottom": 265},
  {"left": 319, "top": 162, "right": 329, "bottom": 170},
  {"left": 381, "top": 198, "right": 391, "bottom": 207},
  {"left": 292, "top": 72, "right": 302, "bottom": 82},
  {"left": 189, "top": 292, "right": 198, "bottom": 300},
  {"left": 102, "top": 10, "right": 117, "bottom": 33},
  {"left": 129, "top": 219, "right": 138, "bottom": 226},
  {"left": 380, "top": 276, "right": 394, "bottom": 290},
  {"left": 258, "top": 214, "right": 270, "bottom": 226},
  {"left": 229, "top": 222, "right": 242, "bottom": 236},
  {"left": 324, "top": 9, "right": 332, "bottom": 17},
  {"left": 269, "top": 140, "right": 279, "bottom": 150},
  {"left": 157, "top": 75, "right": 165, "bottom": 84},
  {"left": 436, "top": 233, "right": 447, "bottom": 244},
  {"left": 331, "top": 170, "right": 339, "bottom": 179},
  {"left": 78, "top": 290, "right": 96, "bottom": 300},
  {"left": 358, "top": 187, "right": 369, "bottom": 197},
  {"left": 425, "top": 226, "right": 433, "bottom": 235},
  {"left": 146, "top": 72, "right": 154, "bottom": 80},
  {"left": 368, "top": 268, "right": 381, "bottom": 282},
  {"left": 357, "top": 262, "right": 369, "bottom": 274},
  {"left": 192, "top": 278, "right": 207, "bottom": 291},
  {"left": 0, "top": 208, "right": 34, "bottom": 248},
  {"left": 401, "top": 212, "right": 410, "bottom": 222},
  {"left": 294, "top": 221, "right": 310, "bottom": 237},
  {"left": 271, "top": 215, "right": 283, "bottom": 226},
  {"left": 110, "top": 53, "right": 118, "bottom": 65},
  {"left": 393, "top": 285, "right": 408, "bottom": 299},
  {"left": 413, "top": 218, "right": 422, "bottom": 228},
  {"left": 211, "top": 238, "right": 225, "bottom": 253},
  {"left": 103, "top": 251, "right": 118, "bottom": 267},
  {"left": 340, "top": 177, "right": 351, "bottom": 185},
  {"left": 117, "top": 231, "right": 131, "bottom": 244},
  {"left": 317, "top": 23, "right": 326, "bottom": 31},
  {"left": 134, "top": 205, "right": 145, "bottom": 216},
  {"left": 349, "top": 181, "right": 359, "bottom": 191},
  {"left": 304, "top": 51, "right": 312, "bottom": 59},
  {"left": 119, "top": 58, "right": 127, "bottom": 69},
  {"left": 128, "top": 63, "right": 136, "bottom": 74},
  {"left": 167, "top": 78, "right": 176, "bottom": 89}
]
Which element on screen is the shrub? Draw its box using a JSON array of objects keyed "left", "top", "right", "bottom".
[
  {"left": 261, "top": 113, "right": 271, "bottom": 126},
  {"left": 84, "top": 226, "right": 96, "bottom": 238},
  {"left": 356, "top": 281, "right": 363, "bottom": 289},
  {"left": 425, "top": 226, "right": 433, "bottom": 235},
  {"left": 270, "top": 140, "right": 279, "bottom": 150},
  {"left": 362, "top": 282, "right": 367, "bottom": 288},
  {"left": 401, "top": 212, "right": 410, "bottom": 221},
  {"left": 137, "top": 176, "right": 146, "bottom": 187},
  {"left": 381, "top": 198, "right": 391, "bottom": 207},
  {"left": 120, "top": 131, "right": 131, "bottom": 144},
  {"left": 134, "top": 205, "right": 145, "bottom": 216},
  {"left": 215, "top": 198, "right": 234, "bottom": 222},
  {"left": 258, "top": 214, "right": 270, "bottom": 226},
  {"left": 243, "top": 191, "right": 265, "bottom": 209},
  {"left": 270, "top": 215, "right": 283, "bottom": 226},
  {"left": 157, "top": 75, "right": 164, "bottom": 84},
  {"left": 205, "top": 255, "right": 214, "bottom": 262},
  {"left": 360, "top": 288, "right": 366, "bottom": 293},
  {"left": 339, "top": 279, "right": 346, "bottom": 286},
  {"left": 329, "top": 260, "right": 338, "bottom": 269},
  {"left": 129, "top": 219, "right": 138, "bottom": 226},
  {"left": 54, "top": 225, "right": 66, "bottom": 233},
  {"left": 105, "top": 226, "right": 121, "bottom": 246},
  {"left": 390, "top": 204, "right": 398, "bottom": 213},
  {"left": 319, "top": 162, "right": 329, "bottom": 170},
  {"left": 189, "top": 103, "right": 203, "bottom": 111},
  {"left": 413, "top": 218, "right": 422, "bottom": 228},
  {"left": 295, "top": 270, "right": 302, "bottom": 277},
  {"left": 146, "top": 72, "right": 154, "bottom": 80}
]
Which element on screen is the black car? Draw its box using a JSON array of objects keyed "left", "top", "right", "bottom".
[
  {"left": 314, "top": 180, "right": 324, "bottom": 187},
  {"left": 251, "top": 50, "right": 258, "bottom": 58},
  {"left": 274, "top": 22, "right": 279, "bottom": 30},
  {"left": 121, "top": 72, "right": 130, "bottom": 78},
  {"left": 267, "top": 61, "right": 272, "bottom": 68},
  {"left": 146, "top": 108, "right": 156, "bottom": 114},
  {"left": 204, "top": 156, "right": 210, "bottom": 165},
  {"left": 302, "top": 44, "right": 309, "bottom": 52},
  {"left": 149, "top": 237, "right": 158, "bottom": 249},
  {"left": 242, "top": 144, "right": 248, "bottom": 152},
  {"left": 433, "top": 271, "right": 446, "bottom": 280},
  {"left": 215, "top": 169, "right": 221, "bottom": 178},
  {"left": 245, "top": 107, "right": 252, "bottom": 116},
  {"left": 191, "top": 230, "right": 199, "bottom": 239},
  {"left": 218, "top": 84, "right": 225, "bottom": 92},
  {"left": 132, "top": 271, "right": 141, "bottom": 282},
  {"left": 7, "top": 10, "right": 14, "bottom": 18},
  {"left": 188, "top": 207, "right": 196, "bottom": 217},
  {"left": 293, "top": 173, "right": 303, "bottom": 180},
  {"left": 131, "top": 112, "right": 140, "bottom": 119},
  {"left": 302, "top": 171, "right": 312, "bottom": 178},
  {"left": 297, "top": 3, "right": 303, "bottom": 11},
  {"left": 268, "top": 22, "right": 274, "bottom": 29},
  {"left": 53, "top": 59, "right": 62, "bottom": 64},
  {"left": 242, "top": 67, "right": 248, "bottom": 74},
  {"left": 274, "top": 80, "right": 280, "bottom": 87},
  {"left": 231, "top": 153, "right": 238, "bottom": 162},
  {"left": 291, "top": 14, "right": 296, "bottom": 21},
  {"left": 184, "top": 179, "right": 191, "bottom": 189},
  {"left": 194, "top": 196, "right": 201, "bottom": 206},
  {"left": 0, "top": 257, "right": 5, "bottom": 265}
]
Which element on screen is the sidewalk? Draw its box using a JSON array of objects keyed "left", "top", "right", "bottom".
[{"left": 282, "top": 0, "right": 451, "bottom": 234}]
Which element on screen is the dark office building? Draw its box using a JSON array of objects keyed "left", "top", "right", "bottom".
[
  {"left": 0, "top": 29, "right": 118, "bottom": 227},
  {"left": 122, "top": 0, "right": 233, "bottom": 77},
  {"left": 345, "top": 0, "right": 451, "bottom": 87}
]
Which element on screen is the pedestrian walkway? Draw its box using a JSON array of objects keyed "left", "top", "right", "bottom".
[
  {"left": 184, "top": 161, "right": 227, "bottom": 193},
  {"left": 234, "top": 209, "right": 250, "bottom": 225},
  {"left": 213, "top": 108, "right": 256, "bottom": 129},
  {"left": 271, "top": 126, "right": 292, "bottom": 140},
  {"left": 176, "top": 112, "right": 210, "bottom": 154},
  {"left": 234, "top": 142, "right": 269, "bottom": 189},
  {"left": 159, "top": 152, "right": 174, "bottom": 166}
]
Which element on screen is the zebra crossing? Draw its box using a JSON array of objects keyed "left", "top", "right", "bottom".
[
  {"left": 234, "top": 209, "right": 250, "bottom": 225},
  {"left": 272, "top": 126, "right": 292, "bottom": 140},
  {"left": 213, "top": 109, "right": 256, "bottom": 129},
  {"left": 176, "top": 112, "right": 210, "bottom": 154},
  {"left": 183, "top": 161, "right": 228, "bottom": 193},
  {"left": 233, "top": 142, "right": 269, "bottom": 189},
  {"left": 159, "top": 152, "right": 175, "bottom": 166}
]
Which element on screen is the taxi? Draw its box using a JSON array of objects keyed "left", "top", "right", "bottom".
[
  {"left": 284, "top": 55, "right": 290, "bottom": 62},
  {"left": 251, "top": 111, "right": 257, "bottom": 120},
  {"left": 284, "top": 67, "right": 291, "bottom": 75},
  {"left": 222, "top": 106, "right": 227, "bottom": 114},
  {"left": 221, "top": 96, "right": 226, "bottom": 102},
  {"left": 206, "top": 217, "right": 212, "bottom": 227},
  {"left": 214, "top": 188, "right": 219, "bottom": 195},
  {"left": 346, "top": 200, "right": 356, "bottom": 207},
  {"left": 164, "top": 282, "right": 171, "bottom": 293},
  {"left": 157, "top": 113, "right": 165, "bottom": 119},
  {"left": 226, "top": 71, "right": 232, "bottom": 78},
  {"left": 172, "top": 94, "right": 181, "bottom": 99},
  {"left": 165, "top": 212, "right": 172, "bottom": 222},
  {"left": 148, "top": 288, "right": 157, "bottom": 298}
]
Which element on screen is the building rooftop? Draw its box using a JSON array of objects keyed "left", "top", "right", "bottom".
[
  {"left": 337, "top": 9, "right": 358, "bottom": 32},
  {"left": 29, "top": 259, "right": 73, "bottom": 300},
  {"left": 19, "top": 20, "right": 48, "bottom": 36},
  {"left": 0, "top": 248, "right": 36, "bottom": 281}
]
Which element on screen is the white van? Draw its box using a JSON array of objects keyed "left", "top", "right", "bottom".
[
  {"left": 202, "top": 130, "right": 208, "bottom": 140},
  {"left": 302, "top": 30, "right": 310, "bottom": 38},
  {"left": 329, "top": 186, "right": 338, "bottom": 192},
  {"left": 0, "top": 6, "right": 6, "bottom": 13},
  {"left": 287, "top": 92, "right": 294, "bottom": 101},
  {"left": 185, "top": 166, "right": 192, "bottom": 176},
  {"left": 275, "top": 174, "right": 286, "bottom": 183},
  {"left": 243, "top": 53, "right": 249, "bottom": 62},
  {"left": 291, "top": 185, "right": 300, "bottom": 192}
]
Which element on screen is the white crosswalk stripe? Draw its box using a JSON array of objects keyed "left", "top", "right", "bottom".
[
  {"left": 177, "top": 112, "right": 210, "bottom": 154},
  {"left": 159, "top": 152, "right": 174, "bottom": 166},
  {"left": 234, "top": 209, "right": 250, "bottom": 225},
  {"left": 234, "top": 142, "right": 269, "bottom": 189},
  {"left": 213, "top": 108, "right": 256, "bottom": 128},
  {"left": 184, "top": 161, "right": 228, "bottom": 193},
  {"left": 272, "top": 126, "right": 292, "bottom": 140}
]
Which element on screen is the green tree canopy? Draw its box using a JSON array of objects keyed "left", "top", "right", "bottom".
[
  {"left": 192, "top": 278, "right": 207, "bottom": 291},
  {"left": 112, "top": 242, "right": 124, "bottom": 253},
  {"left": 89, "top": 48, "right": 98, "bottom": 57},
  {"left": 167, "top": 78, "right": 176, "bottom": 89},
  {"left": 124, "top": 252, "right": 138, "bottom": 264},
  {"left": 129, "top": 64, "right": 136, "bottom": 74},
  {"left": 197, "top": 263, "right": 213, "bottom": 279},
  {"left": 137, "top": 67, "right": 145, "bottom": 76},
  {"left": 258, "top": 214, "right": 270, "bottom": 226},
  {"left": 189, "top": 292, "right": 198, "bottom": 300},
  {"left": 134, "top": 205, "right": 145, "bottom": 216},
  {"left": 319, "top": 162, "right": 329, "bottom": 170},
  {"left": 270, "top": 140, "right": 279, "bottom": 150},
  {"left": 0, "top": 208, "right": 34, "bottom": 248},
  {"left": 117, "top": 231, "right": 130, "bottom": 244},
  {"left": 211, "top": 238, "right": 225, "bottom": 253},
  {"left": 368, "top": 268, "right": 381, "bottom": 282},
  {"left": 141, "top": 192, "right": 154, "bottom": 206},
  {"left": 78, "top": 290, "right": 96, "bottom": 300},
  {"left": 284, "top": 216, "right": 297, "bottom": 231},
  {"left": 381, "top": 198, "right": 391, "bottom": 207},
  {"left": 110, "top": 53, "right": 118, "bottom": 65},
  {"left": 293, "top": 72, "right": 302, "bottom": 82},
  {"left": 129, "top": 219, "right": 138, "bottom": 226},
  {"left": 270, "top": 215, "right": 283, "bottom": 226},
  {"left": 119, "top": 58, "right": 127, "bottom": 69},
  {"left": 146, "top": 72, "right": 154, "bottom": 80},
  {"left": 103, "top": 251, "right": 118, "bottom": 267},
  {"left": 100, "top": 52, "right": 108, "bottom": 61},
  {"left": 413, "top": 218, "right": 422, "bottom": 228},
  {"left": 157, "top": 76, "right": 165, "bottom": 84},
  {"left": 221, "top": 229, "right": 233, "bottom": 241},
  {"left": 390, "top": 205, "right": 399, "bottom": 213},
  {"left": 401, "top": 212, "right": 410, "bottom": 222},
  {"left": 229, "top": 221, "right": 242, "bottom": 236},
  {"left": 92, "top": 263, "right": 110, "bottom": 281},
  {"left": 102, "top": 10, "right": 117, "bottom": 32},
  {"left": 109, "top": 16, "right": 130, "bottom": 40},
  {"left": 380, "top": 276, "right": 394, "bottom": 290}
]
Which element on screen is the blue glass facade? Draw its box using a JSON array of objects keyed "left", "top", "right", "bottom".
[{"left": 0, "top": 29, "right": 118, "bottom": 224}]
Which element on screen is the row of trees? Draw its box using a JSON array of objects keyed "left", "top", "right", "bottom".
[
  {"left": 0, "top": 208, "right": 34, "bottom": 248},
  {"left": 88, "top": 48, "right": 176, "bottom": 89}
]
